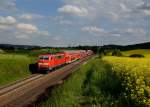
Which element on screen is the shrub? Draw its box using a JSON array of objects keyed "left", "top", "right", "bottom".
[
  {"left": 0, "top": 49, "right": 4, "bottom": 53},
  {"left": 98, "top": 53, "right": 104, "bottom": 58},
  {"left": 112, "top": 49, "right": 122, "bottom": 57},
  {"left": 129, "top": 54, "right": 144, "bottom": 58}
]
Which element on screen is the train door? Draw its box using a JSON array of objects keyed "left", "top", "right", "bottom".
[
  {"left": 49, "top": 56, "right": 55, "bottom": 68},
  {"left": 53, "top": 55, "right": 64, "bottom": 67}
]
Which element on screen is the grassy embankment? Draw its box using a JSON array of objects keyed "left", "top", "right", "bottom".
[
  {"left": 1, "top": 48, "right": 150, "bottom": 106},
  {"left": 34, "top": 58, "right": 126, "bottom": 107},
  {"left": 0, "top": 54, "right": 34, "bottom": 86},
  {"left": 34, "top": 49, "right": 150, "bottom": 107}
]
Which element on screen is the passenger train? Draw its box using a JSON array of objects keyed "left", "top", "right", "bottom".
[{"left": 37, "top": 50, "right": 93, "bottom": 72}]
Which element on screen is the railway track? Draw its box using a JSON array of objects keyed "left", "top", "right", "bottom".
[
  {"left": 0, "top": 74, "right": 44, "bottom": 96},
  {"left": 0, "top": 55, "right": 95, "bottom": 107}
]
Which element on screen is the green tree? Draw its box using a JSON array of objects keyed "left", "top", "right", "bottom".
[{"left": 112, "top": 49, "right": 122, "bottom": 56}]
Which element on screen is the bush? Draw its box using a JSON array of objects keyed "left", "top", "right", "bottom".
[
  {"left": 112, "top": 49, "right": 122, "bottom": 57},
  {"left": 129, "top": 54, "right": 144, "bottom": 58},
  {"left": 98, "top": 53, "right": 104, "bottom": 58}
]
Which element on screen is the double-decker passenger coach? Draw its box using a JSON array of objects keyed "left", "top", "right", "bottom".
[{"left": 37, "top": 50, "right": 93, "bottom": 73}]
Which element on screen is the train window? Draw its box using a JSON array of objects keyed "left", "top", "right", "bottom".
[
  {"left": 55, "top": 55, "right": 63, "bottom": 59},
  {"left": 39, "top": 56, "right": 49, "bottom": 60}
]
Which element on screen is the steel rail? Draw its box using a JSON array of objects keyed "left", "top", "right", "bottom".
[{"left": 0, "top": 55, "right": 95, "bottom": 107}]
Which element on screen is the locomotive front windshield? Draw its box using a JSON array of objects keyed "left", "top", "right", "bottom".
[{"left": 39, "top": 56, "right": 49, "bottom": 60}]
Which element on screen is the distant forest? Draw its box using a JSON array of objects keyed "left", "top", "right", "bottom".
[{"left": 0, "top": 42, "right": 150, "bottom": 53}]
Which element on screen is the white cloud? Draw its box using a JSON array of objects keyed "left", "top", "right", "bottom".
[
  {"left": 15, "top": 30, "right": 50, "bottom": 39},
  {"left": 0, "top": 0, "right": 16, "bottom": 11},
  {"left": 37, "top": 31, "right": 50, "bottom": 36},
  {"left": 58, "top": 5, "right": 88, "bottom": 16},
  {"left": 0, "top": 25, "right": 8, "bottom": 30},
  {"left": 59, "top": 20, "right": 72, "bottom": 25},
  {"left": 143, "top": 10, "right": 150, "bottom": 16},
  {"left": 15, "top": 33, "right": 30, "bottom": 39},
  {"left": 1, "top": 0, "right": 150, "bottom": 46},
  {"left": 0, "top": 16, "right": 16, "bottom": 25},
  {"left": 138, "top": 1, "right": 150, "bottom": 10},
  {"left": 124, "top": 28, "right": 145, "bottom": 35},
  {"left": 112, "top": 28, "right": 146, "bottom": 36},
  {"left": 120, "top": 3, "right": 131, "bottom": 12},
  {"left": 16, "top": 23, "right": 38, "bottom": 33},
  {"left": 0, "top": 16, "right": 16, "bottom": 31},
  {"left": 63, "top": 0, "right": 144, "bottom": 20},
  {"left": 19, "top": 13, "right": 45, "bottom": 20},
  {"left": 81, "top": 26, "right": 104, "bottom": 34},
  {"left": 20, "top": 14, "right": 32, "bottom": 20},
  {"left": 108, "top": 12, "right": 120, "bottom": 21},
  {"left": 136, "top": 0, "right": 150, "bottom": 16},
  {"left": 52, "top": 36, "right": 61, "bottom": 41},
  {"left": 15, "top": 23, "right": 50, "bottom": 39},
  {"left": 81, "top": 26, "right": 144, "bottom": 37}
]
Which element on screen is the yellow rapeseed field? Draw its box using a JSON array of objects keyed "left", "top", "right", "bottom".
[{"left": 103, "top": 56, "right": 150, "bottom": 106}]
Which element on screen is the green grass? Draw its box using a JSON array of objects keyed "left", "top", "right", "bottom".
[
  {"left": 0, "top": 48, "right": 68, "bottom": 86},
  {"left": 0, "top": 48, "right": 61, "bottom": 86},
  {"left": 1, "top": 48, "right": 149, "bottom": 106},
  {"left": 0, "top": 53, "right": 36, "bottom": 86},
  {"left": 34, "top": 57, "right": 128, "bottom": 107},
  {"left": 80, "top": 59, "right": 123, "bottom": 107},
  {"left": 122, "top": 49, "right": 150, "bottom": 57},
  {"left": 33, "top": 56, "right": 150, "bottom": 107},
  {"left": 34, "top": 58, "right": 93, "bottom": 107}
]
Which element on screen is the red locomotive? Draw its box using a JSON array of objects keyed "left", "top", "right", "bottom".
[{"left": 37, "top": 50, "right": 93, "bottom": 72}]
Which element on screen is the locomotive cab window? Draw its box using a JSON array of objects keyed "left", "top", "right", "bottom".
[{"left": 39, "top": 56, "right": 49, "bottom": 60}]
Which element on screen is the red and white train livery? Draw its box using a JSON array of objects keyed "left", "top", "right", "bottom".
[{"left": 37, "top": 50, "right": 93, "bottom": 72}]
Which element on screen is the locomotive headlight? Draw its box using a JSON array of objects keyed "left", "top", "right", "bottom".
[
  {"left": 39, "top": 63, "right": 49, "bottom": 65},
  {"left": 43, "top": 63, "right": 49, "bottom": 65}
]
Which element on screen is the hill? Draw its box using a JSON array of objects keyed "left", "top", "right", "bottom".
[
  {"left": 0, "top": 44, "right": 40, "bottom": 50},
  {"left": 101, "top": 42, "right": 150, "bottom": 51},
  {"left": 122, "top": 49, "right": 150, "bottom": 57},
  {"left": 0, "top": 42, "right": 150, "bottom": 52}
]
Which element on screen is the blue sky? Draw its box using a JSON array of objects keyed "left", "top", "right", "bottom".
[
  {"left": 0, "top": 0, "right": 150, "bottom": 46},
  {"left": 16, "top": 0, "right": 62, "bottom": 16}
]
